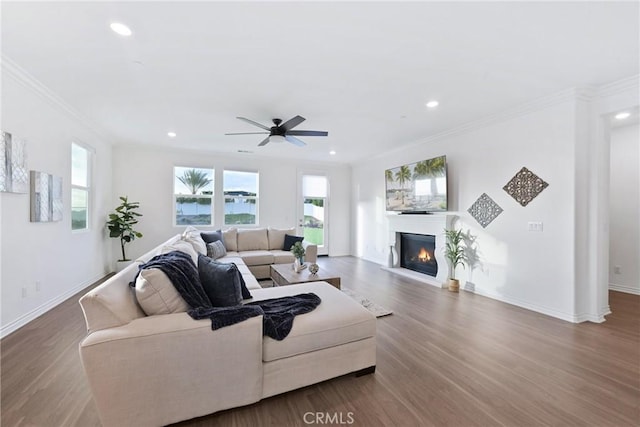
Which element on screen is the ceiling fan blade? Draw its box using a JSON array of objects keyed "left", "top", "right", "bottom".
[
  {"left": 258, "top": 136, "right": 271, "bottom": 146},
  {"left": 285, "top": 135, "right": 306, "bottom": 147},
  {"left": 237, "top": 117, "right": 270, "bottom": 131},
  {"left": 280, "top": 115, "right": 305, "bottom": 132},
  {"left": 225, "top": 132, "right": 269, "bottom": 135},
  {"left": 286, "top": 130, "right": 329, "bottom": 137}
]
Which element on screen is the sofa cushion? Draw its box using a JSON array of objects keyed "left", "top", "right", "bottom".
[
  {"left": 200, "top": 229, "right": 223, "bottom": 244},
  {"left": 206, "top": 241, "right": 227, "bottom": 260},
  {"left": 271, "top": 250, "right": 295, "bottom": 264},
  {"left": 249, "top": 282, "right": 376, "bottom": 362},
  {"left": 160, "top": 241, "right": 199, "bottom": 266},
  {"left": 181, "top": 226, "right": 207, "bottom": 255},
  {"left": 237, "top": 228, "right": 269, "bottom": 251},
  {"left": 222, "top": 228, "right": 238, "bottom": 251},
  {"left": 239, "top": 250, "right": 274, "bottom": 266},
  {"left": 198, "top": 255, "right": 243, "bottom": 306},
  {"left": 216, "top": 256, "right": 244, "bottom": 266},
  {"left": 267, "top": 227, "right": 295, "bottom": 250},
  {"left": 283, "top": 234, "right": 304, "bottom": 251},
  {"left": 134, "top": 268, "right": 190, "bottom": 316},
  {"left": 242, "top": 273, "right": 261, "bottom": 290}
]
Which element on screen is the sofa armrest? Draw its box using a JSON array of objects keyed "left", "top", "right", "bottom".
[
  {"left": 79, "top": 313, "right": 263, "bottom": 427},
  {"left": 302, "top": 241, "right": 318, "bottom": 263}
]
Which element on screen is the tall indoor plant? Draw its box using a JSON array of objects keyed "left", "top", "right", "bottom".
[
  {"left": 107, "top": 196, "right": 143, "bottom": 263},
  {"left": 444, "top": 228, "right": 465, "bottom": 292}
]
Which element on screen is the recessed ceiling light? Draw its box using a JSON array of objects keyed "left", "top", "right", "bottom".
[
  {"left": 167, "top": 132, "right": 177, "bottom": 138},
  {"left": 110, "top": 22, "right": 132, "bottom": 37},
  {"left": 615, "top": 112, "right": 631, "bottom": 120},
  {"left": 329, "top": 150, "right": 336, "bottom": 155},
  {"left": 425, "top": 100, "right": 439, "bottom": 108}
]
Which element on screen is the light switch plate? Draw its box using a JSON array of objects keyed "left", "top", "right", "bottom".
[{"left": 528, "top": 221, "right": 543, "bottom": 232}]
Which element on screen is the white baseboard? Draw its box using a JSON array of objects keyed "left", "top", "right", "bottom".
[
  {"left": 468, "top": 285, "right": 595, "bottom": 323},
  {"left": 0, "top": 273, "right": 105, "bottom": 339},
  {"left": 609, "top": 283, "right": 640, "bottom": 295}
]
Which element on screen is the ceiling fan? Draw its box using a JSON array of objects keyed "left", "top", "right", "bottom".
[{"left": 225, "top": 115, "right": 328, "bottom": 147}]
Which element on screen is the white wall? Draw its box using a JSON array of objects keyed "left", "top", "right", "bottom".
[
  {"left": 1, "top": 68, "right": 113, "bottom": 337},
  {"left": 352, "top": 99, "right": 579, "bottom": 321},
  {"left": 111, "top": 144, "right": 351, "bottom": 260},
  {"left": 609, "top": 123, "right": 640, "bottom": 294}
]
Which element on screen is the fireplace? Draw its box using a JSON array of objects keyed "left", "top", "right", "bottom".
[{"left": 400, "top": 233, "right": 438, "bottom": 277}]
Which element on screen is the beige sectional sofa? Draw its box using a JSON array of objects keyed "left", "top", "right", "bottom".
[
  {"left": 219, "top": 227, "right": 318, "bottom": 279},
  {"left": 78, "top": 233, "right": 375, "bottom": 427}
]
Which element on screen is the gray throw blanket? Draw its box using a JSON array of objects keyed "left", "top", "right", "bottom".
[{"left": 132, "top": 251, "right": 321, "bottom": 340}]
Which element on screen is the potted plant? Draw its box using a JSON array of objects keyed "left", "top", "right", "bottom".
[
  {"left": 107, "top": 196, "right": 143, "bottom": 271},
  {"left": 444, "top": 228, "right": 465, "bottom": 292},
  {"left": 291, "top": 241, "right": 306, "bottom": 272}
]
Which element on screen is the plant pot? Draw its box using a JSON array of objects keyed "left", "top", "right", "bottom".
[
  {"left": 448, "top": 278, "right": 460, "bottom": 293},
  {"left": 116, "top": 260, "right": 133, "bottom": 273}
]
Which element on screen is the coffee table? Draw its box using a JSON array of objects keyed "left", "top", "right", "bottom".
[{"left": 270, "top": 263, "right": 341, "bottom": 289}]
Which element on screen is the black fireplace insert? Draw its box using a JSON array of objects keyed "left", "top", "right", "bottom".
[{"left": 400, "top": 233, "right": 438, "bottom": 277}]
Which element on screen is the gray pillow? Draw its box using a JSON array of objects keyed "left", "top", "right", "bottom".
[
  {"left": 197, "top": 254, "right": 242, "bottom": 307},
  {"left": 201, "top": 230, "right": 223, "bottom": 245},
  {"left": 206, "top": 240, "right": 227, "bottom": 259}
]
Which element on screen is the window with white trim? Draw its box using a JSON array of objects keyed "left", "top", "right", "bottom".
[
  {"left": 174, "top": 166, "right": 214, "bottom": 226},
  {"left": 71, "top": 143, "right": 90, "bottom": 230},
  {"left": 223, "top": 170, "right": 259, "bottom": 225}
]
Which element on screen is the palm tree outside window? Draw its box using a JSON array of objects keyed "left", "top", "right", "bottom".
[{"left": 174, "top": 167, "right": 214, "bottom": 226}]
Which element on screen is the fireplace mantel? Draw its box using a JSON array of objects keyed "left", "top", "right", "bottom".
[{"left": 384, "top": 213, "right": 458, "bottom": 287}]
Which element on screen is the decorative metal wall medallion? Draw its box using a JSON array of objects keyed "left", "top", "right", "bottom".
[
  {"left": 503, "top": 167, "right": 549, "bottom": 207},
  {"left": 1, "top": 131, "right": 29, "bottom": 193},
  {"left": 468, "top": 193, "right": 503, "bottom": 228}
]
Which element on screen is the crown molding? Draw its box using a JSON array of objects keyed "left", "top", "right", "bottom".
[
  {"left": 358, "top": 87, "right": 586, "bottom": 164},
  {"left": 597, "top": 74, "right": 640, "bottom": 98},
  {"left": 1, "top": 54, "right": 116, "bottom": 143}
]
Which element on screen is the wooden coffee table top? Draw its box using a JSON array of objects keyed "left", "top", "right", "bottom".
[{"left": 270, "top": 263, "right": 341, "bottom": 289}]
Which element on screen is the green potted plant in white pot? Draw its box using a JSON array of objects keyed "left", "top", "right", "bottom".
[
  {"left": 107, "top": 196, "right": 143, "bottom": 272},
  {"left": 444, "top": 228, "right": 465, "bottom": 292}
]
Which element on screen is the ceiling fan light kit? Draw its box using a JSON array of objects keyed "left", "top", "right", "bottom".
[{"left": 226, "top": 115, "right": 329, "bottom": 147}]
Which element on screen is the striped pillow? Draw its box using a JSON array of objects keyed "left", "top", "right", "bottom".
[{"left": 206, "top": 240, "right": 227, "bottom": 260}]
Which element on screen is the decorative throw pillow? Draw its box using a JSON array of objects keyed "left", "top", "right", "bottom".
[
  {"left": 198, "top": 254, "right": 242, "bottom": 307},
  {"left": 283, "top": 234, "right": 304, "bottom": 251},
  {"left": 201, "top": 229, "right": 223, "bottom": 245},
  {"left": 181, "top": 226, "right": 207, "bottom": 255},
  {"left": 160, "top": 240, "right": 199, "bottom": 265},
  {"left": 206, "top": 240, "right": 227, "bottom": 260},
  {"left": 134, "top": 268, "right": 190, "bottom": 316}
]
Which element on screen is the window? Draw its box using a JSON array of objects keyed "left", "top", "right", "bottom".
[
  {"left": 224, "top": 170, "right": 259, "bottom": 225},
  {"left": 71, "top": 143, "right": 90, "bottom": 230},
  {"left": 174, "top": 167, "right": 213, "bottom": 226},
  {"left": 301, "top": 175, "right": 328, "bottom": 247}
]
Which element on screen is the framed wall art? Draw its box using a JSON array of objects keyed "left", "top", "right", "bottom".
[
  {"left": 30, "top": 170, "right": 63, "bottom": 222},
  {"left": 1, "top": 131, "right": 29, "bottom": 193}
]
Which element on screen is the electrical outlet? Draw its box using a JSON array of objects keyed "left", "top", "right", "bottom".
[
  {"left": 614, "top": 266, "right": 621, "bottom": 274},
  {"left": 22, "top": 287, "right": 27, "bottom": 298},
  {"left": 528, "top": 221, "right": 543, "bottom": 232},
  {"left": 35, "top": 281, "right": 41, "bottom": 292}
]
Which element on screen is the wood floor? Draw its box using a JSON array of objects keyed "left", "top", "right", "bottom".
[{"left": 1, "top": 257, "right": 639, "bottom": 426}]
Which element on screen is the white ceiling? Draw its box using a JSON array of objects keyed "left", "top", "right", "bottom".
[{"left": 2, "top": 1, "right": 638, "bottom": 164}]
